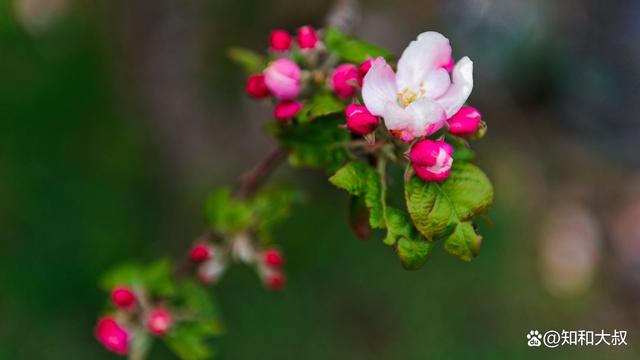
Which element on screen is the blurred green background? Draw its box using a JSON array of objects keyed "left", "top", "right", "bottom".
[{"left": 2, "top": 0, "right": 640, "bottom": 358}]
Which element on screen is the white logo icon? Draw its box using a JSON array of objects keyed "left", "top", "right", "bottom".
[{"left": 527, "top": 330, "right": 542, "bottom": 347}]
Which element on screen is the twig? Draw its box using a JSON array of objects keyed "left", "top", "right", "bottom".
[{"left": 236, "top": 147, "right": 288, "bottom": 199}]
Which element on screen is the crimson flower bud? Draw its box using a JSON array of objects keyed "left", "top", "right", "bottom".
[
  {"left": 274, "top": 100, "right": 303, "bottom": 121},
  {"left": 263, "top": 248, "right": 284, "bottom": 268},
  {"left": 111, "top": 286, "right": 136, "bottom": 309},
  {"left": 245, "top": 74, "right": 270, "bottom": 99},
  {"left": 409, "top": 139, "right": 454, "bottom": 182},
  {"left": 358, "top": 59, "right": 374, "bottom": 85},
  {"left": 269, "top": 29, "right": 292, "bottom": 52},
  {"left": 146, "top": 309, "right": 173, "bottom": 336},
  {"left": 296, "top": 25, "right": 318, "bottom": 49},
  {"left": 95, "top": 317, "right": 129, "bottom": 355},
  {"left": 265, "top": 271, "right": 286, "bottom": 291},
  {"left": 447, "top": 106, "right": 481, "bottom": 137},
  {"left": 345, "top": 104, "right": 378, "bottom": 135},
  {"left": 190, "top": 242, "right": 212, "bottom": 263},
  {"left": 330, "top": 63, "right": 359, "bottom": 99}
]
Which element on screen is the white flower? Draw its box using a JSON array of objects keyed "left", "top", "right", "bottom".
[{"left": 362, "top": 32, "right": 474, "bottom": 141}]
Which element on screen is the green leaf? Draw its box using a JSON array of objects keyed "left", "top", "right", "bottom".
[
  {"left": 204, "top": 188, "right": 252, "bottom": 233},
  {"left": 397, "top": 237, "right": 432, "bottom": 270},
  {"left": 100, "top": 259, "right": 175, "bottom": 297},
  {"left": 144, "top": 259, "right": 176, "bottom": 297},
  {"left": 405, "top": 162, "right": 493, "bottom": 261},
  {"left": 251, "top": 186, "right": 299, "bottom": 242},
  {"left": 324, "top": 27, "right": 391, "bottom": 63},
  {"left": 266, "top": 114, "right": 351, "bottom": 172},
  {"left": 227, "top": 47, "right": 265, "bottom": 74},
  {"left": 166, "top": 281, "right": 222, "bottom": 360},
  {"left": 383, "top": 207, "right": 413, "bottom": 245},
  {"left": 443, "top": 221, "right": 482, "bottom": 262},
  {"left": 385, "top": 207, "right": 432, "bottom": 270},
  {"left": 330, "top": 162, "right": 434, "bottom": 269},
  {"left": 100, "top": 263, "right": 145, "bottom": 292},
  {"left": 405, "top": 162, "right": 493, "bottom": 240},
  {"left": 329, "top": 161, "right": 384, "bottom": 229},
  {"left": 178, "top": 281, "right": 222, "bottom": 327},
  {"left": 297, "top": 92, "right": 345, "bottom": 123},
  {"left": 166, "top": 322, "right": 217, "bottom": 360}
]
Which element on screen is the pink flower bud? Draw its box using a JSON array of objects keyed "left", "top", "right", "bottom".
[
  {"left": 345, "top": 104, "right": 378, "bottom": 135},
  {"left": 245, "top": 74, "right": 270, "bottom": 99},
  {"left": 190, "top": 242, "right": 212, "bottom": 263},
  {"left": 274, "top": 100, "right": 302, "bottom": 121},
  {"left": 263, "top": 248, "right": 284, "bottom": 268},
  {"left": 296, "top": 25, "right": 318, "bottom": 49},
  {"left": 409, "top": 140, "right": 454, "bottom": 182},
  {"left": 264, "top": 58, "right": 301, "bottom": 100},
  {"left": 95, "top": 317, "right": 129, "bottom": 355},
  {"left": 443, "top": 56, "right": 454, "bottom": 73},
  {"left": 146, "top": 309, "right": 173, "bottom": 336},
  {"left": 111, "top": 287, "right": 136, "bottom": 309},
  {"left": 330, "top": 63, "right": 359, "bottom": 99},
  {"left": 358, "top": 59, "right": 374, "bottom": 85},
  {"left": 447, "top": 106, "right": 481, "bottom": 137},
  {"left": 269, "top": 29, "right": 292, "bottom": 52},
  {"left": 265, "top": 271, "right": 286, "bottom": 291}
]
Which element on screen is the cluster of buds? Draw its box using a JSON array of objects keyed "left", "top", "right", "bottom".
[
  {"left": 245, "top": 25, "right": 373, "bottom": 123},
  {"left": 190, "top": 236, "right": 286, "bottom": 291},
  {"left": 245, "top": 25, "right": 321, "bottom": 121},
  {"left": 95, "top": 286, "right": 173, "bottom": 356},
  {"left": 245, "top": 26, "right": 486, "bottom": 183}
]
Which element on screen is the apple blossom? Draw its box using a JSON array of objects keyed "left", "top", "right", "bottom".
[
  {"left": 447, "top": 106, "right": 481, "bottom": 137},
  {"left": 345, "top": 104, "right": 378, "bottom": 135},
  {"left": 197, "top": 257, "right": 227, "bottom": 284},
  {"left": 330, "top": 63, "right": 359, "bottom": 99},
  {"left": 95, "top": 317, "right": 129, "bottom": 355},
  {"left": 362, "top": 32, "right": 473, "bottom": 141},
  {"left": 269, "top": 29, "right": 291, "bottom": 52},
  {"left": 264, "top": 58, "right": 301, "bottom": 100},
  {"left": 111, "top": 287, "right": 136, "bottom": 309},
  {"left": 274, "top": 100, "right": 303, "bottom": 121},
  {"left": 409, "top": 139, "right": 454, "bottom": 182},
  {"left": 146, "top": 309, "right": 173, "bottom": 336},
  {"left": 296, "top": 25, "right": 318, "bottom": 49},
  {"left": 245, "top": 74, "right": 270, "bottom": 99}
]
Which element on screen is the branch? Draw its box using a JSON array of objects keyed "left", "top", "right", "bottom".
[{"left": 236, "top": 147, "right": 288, "bottom": 199}]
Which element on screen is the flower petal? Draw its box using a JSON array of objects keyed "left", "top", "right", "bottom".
[
  {"left": 382, "top": 101, "right": 412, "bottom": 131},
  {"left": 362, "top": 57, "right": 397, "bottom": 116},
  {"left": 404, "top": 97, "right": 446, "bottom": 137},
  {"left": 396, "top": 32, "right": 452, "bottom": 92},
  {"left": 422, "top": 68, "right": 451, "bottom": 99},
  {"left": 435, "top": 56, "right": 474, "bottom": 118}
]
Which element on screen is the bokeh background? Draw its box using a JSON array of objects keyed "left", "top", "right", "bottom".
[{"left": 2, "top": 0, "right": 640, "bottom": 358}]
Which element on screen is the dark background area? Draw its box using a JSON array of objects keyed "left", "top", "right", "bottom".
[{"left": 1, "top": 0, "right": 640, "bottom": 358}]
